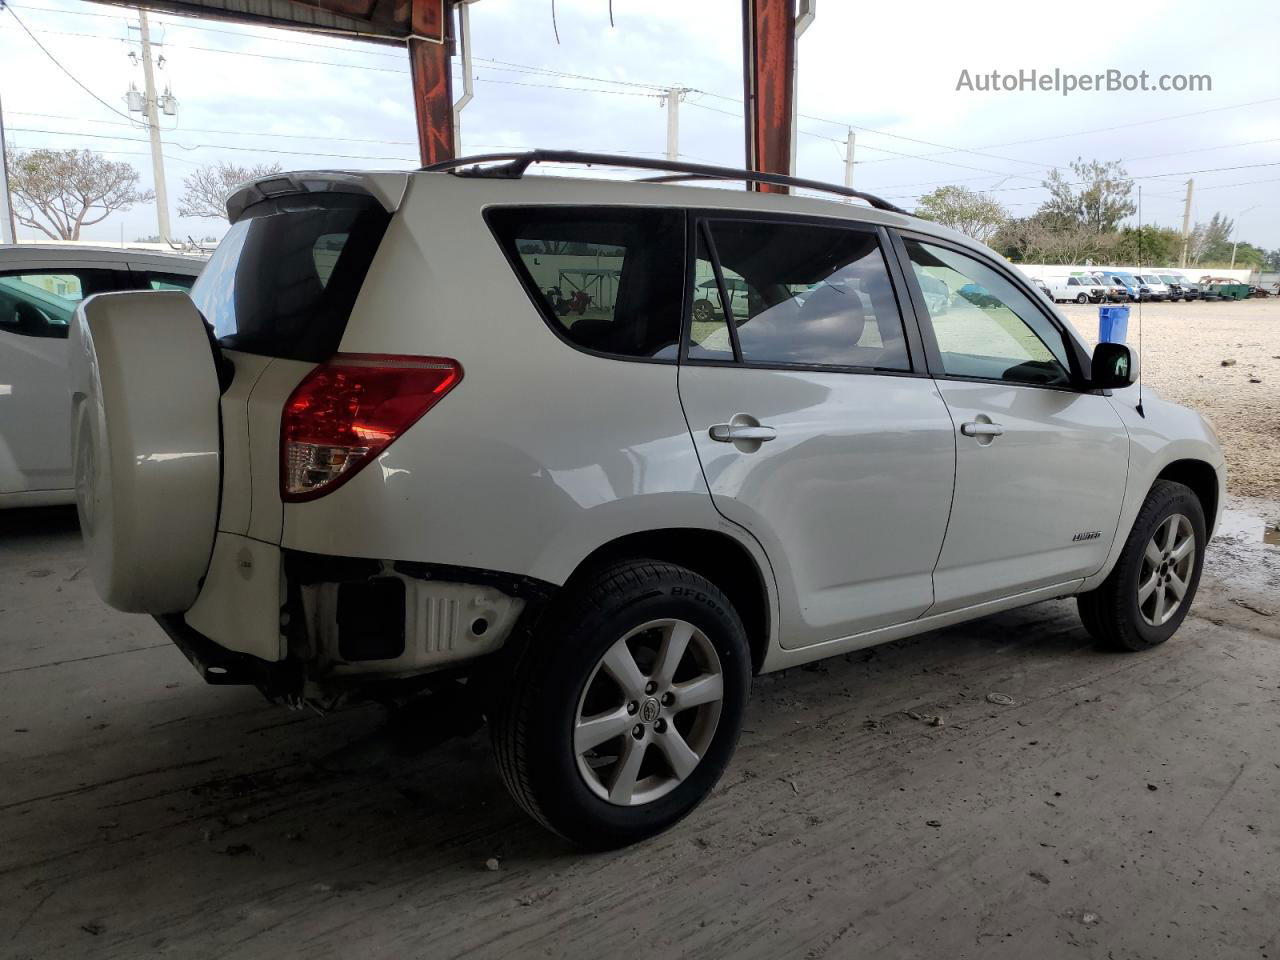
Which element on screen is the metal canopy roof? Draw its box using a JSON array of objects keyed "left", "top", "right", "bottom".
[{"left": 90, "top": 0, "right": 439, "bottom": 42}]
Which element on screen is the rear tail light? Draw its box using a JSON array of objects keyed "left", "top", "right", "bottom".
[{"left": 281, "top": 354, "right": 462, "bottom": 502}]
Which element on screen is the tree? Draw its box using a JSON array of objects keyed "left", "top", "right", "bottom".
[
  {"left": 177, "top": 161, "right": 283, "bottom": 219},
  {"left": 993, "top": 211, "right": 1114, "bottom": 264},
  {"left": 914, "top": 185, "right": 1008, "bottom": 244},
  {"left": 5, "top": 148, "right": 152, "bottom": 240},
  {"left": 1040, "top": 158, "right": 1136, "bottom": 234},
  {"left": 1114, "top": 224, "right": 1181, "bottom": 266},
  {"left": 1188, "top": 212, "right": 1236, "bottom": 265}
]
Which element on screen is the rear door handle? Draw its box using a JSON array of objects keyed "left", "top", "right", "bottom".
[
  {"left": 960, "top": 421, "right": 1004, "bottom": 437},
  {"left": 710, "top": 423, "right": 777, "bottom": 443}
]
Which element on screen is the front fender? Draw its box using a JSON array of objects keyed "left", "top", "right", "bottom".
[{"left": 1080, "top": 388, "right": 1225, "bottom": 591}]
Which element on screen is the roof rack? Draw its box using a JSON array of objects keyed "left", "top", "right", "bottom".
[{"left": 420, "top": 149, "right": 909, "bottom": 215}]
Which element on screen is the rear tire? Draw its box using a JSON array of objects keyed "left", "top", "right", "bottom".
[
  {"left": 491, "top": 560, "right": 750, "bottom": 848},
  {"left": 1077, "top": 480, "right": 1206, "bottom": 652}
]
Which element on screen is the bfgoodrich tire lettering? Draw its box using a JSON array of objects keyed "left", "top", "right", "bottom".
[
  {"left": 1077, "top": 480, "right": 1207, "bottom": 652},
  {"left": 491, "top": 560, "right": 750, "bottom": 848}
]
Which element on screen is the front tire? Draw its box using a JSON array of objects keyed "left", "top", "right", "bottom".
[
  {"left": 1076, "top": 293, "right": 1089, "bottom": 304},
  {"left": 491, "top": 560, "right": 750, "bottom": 848},
  {"left": 1077, "top": 480, "right": 1206, "bottom": 652}
]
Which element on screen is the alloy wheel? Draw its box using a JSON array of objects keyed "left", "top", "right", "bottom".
[
  {"left": 574, "top": 618, "right": 724, "bottom": 806},
  {"left": 1138, "top": 513, "right": 1195, "bottom": 627}
]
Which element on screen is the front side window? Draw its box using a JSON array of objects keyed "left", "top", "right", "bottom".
[
  {"left": 488, "top": 207, "right": 684, "bottom": 360},
  {"left": 691, "top": 219, "right": 911, "bottom": 371},
  {"left": 903, "top": 239, "right": 1072, "bottom": 387},
  {"left": 0, "top": 269, "right": 119, "bottom": 339}
]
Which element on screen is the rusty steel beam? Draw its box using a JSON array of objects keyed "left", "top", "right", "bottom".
[
  {"left": 741, "top": 0, "right": 795, "bottom": 193},
  {"left": 408, "top": 0, "right": 455, "bottom": 165}
]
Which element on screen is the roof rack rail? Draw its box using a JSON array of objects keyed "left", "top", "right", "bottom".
[{"left": 420, "top": 149, "right": 910, "bottom": 215}]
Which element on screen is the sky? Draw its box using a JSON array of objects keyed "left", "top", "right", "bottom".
[{"left": 1, "top": 0, "right": 1277, "bottom": 248}]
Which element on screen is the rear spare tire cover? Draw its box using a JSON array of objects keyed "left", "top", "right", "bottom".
[{"left": 68, "top": 291, "right": 221, "bottom": 614}]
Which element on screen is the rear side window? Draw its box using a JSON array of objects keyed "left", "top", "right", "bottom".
[
  {"left": 191, "top": 194, "right": 389, "bottom": 362},
  {"left": 135, "top": 271, "right": 198, "bottom": 292},
  {"left": 692, "top": 219, "right": 912, "bottom": 371},
  {"left": 0, "top": 269, "right": 120, "bottom": 339},
  {"left": 487, "top": 207, "right": 685, "bottom": 360}
]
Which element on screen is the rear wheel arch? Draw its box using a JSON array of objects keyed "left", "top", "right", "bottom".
[
  {"left": 563, "top": 528, "right": 773, "bottom": 673},
  {"left": 1154, "top": 459, "right": 1219, "bottom": 536}
]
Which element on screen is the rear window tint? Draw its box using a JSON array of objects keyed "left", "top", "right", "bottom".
[
  {"left": 191, "top": 194, "right": 389, "bottom": 362},
  {"left": 487, "top": 207, "right": 685, "bottom": 360}
]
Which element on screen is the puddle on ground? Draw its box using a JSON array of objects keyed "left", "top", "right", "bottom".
[
  {"left": 1208, "top": 506, "right": 1280, "bottom": 595},
  {"left": 1216, "top": 508, "right": 1280, "bottom": 547}
]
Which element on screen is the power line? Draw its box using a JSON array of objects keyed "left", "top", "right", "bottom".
[
  {"left": 4, "top": 5, "right": 146, "bottom": 126},
  {"left": 10, "top": 0, "right": 1280, "bottom": 196},
  {"left": 10, "top": 110, "right": 420, "bottom": 145},
  {"left": 878, "top": 161, "right": 1280, "bottom": 202},
  {"left": 8, "top": 126, "right": 417, "bottom": 162}
]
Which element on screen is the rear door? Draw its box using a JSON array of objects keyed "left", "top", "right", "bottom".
[
  {"left": 893, "top": 233, "right": 1129, "bottom": 613},
  {"left": 0, "top": 265, "right": 123, "bottom": 496},
  {"left": 677, "top": 215, "right": 956, "bottom": 648},
  {"left": 188, "top": 186, "right": 395, "bottom": 544}
]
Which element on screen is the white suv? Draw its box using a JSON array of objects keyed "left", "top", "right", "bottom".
[{"left": 69, "top": 152, "right": 1225, "bottom": 848}]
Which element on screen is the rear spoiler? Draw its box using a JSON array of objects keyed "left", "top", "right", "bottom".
[{"left": 224, "top": 171, "right": 409, "bottom": 224}]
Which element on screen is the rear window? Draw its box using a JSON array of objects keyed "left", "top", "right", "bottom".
[
  {"left": 191, "top": 194, "right": 389, "bottom": 362},
  {"left": 486, "top": 207, "right": 685, "bottom": 360}
]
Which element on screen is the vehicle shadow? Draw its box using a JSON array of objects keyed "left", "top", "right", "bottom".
[{"left": 0, "top": 504, "right": 81, "bottom": 540}]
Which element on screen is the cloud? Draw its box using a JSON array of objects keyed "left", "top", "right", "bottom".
[{"left": 2, "top": 0, "right": 1276, "bottom": 246}]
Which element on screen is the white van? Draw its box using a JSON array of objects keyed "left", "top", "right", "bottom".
[{"left": 1043, "top": 275, "right": 1106, "bottom": 303}]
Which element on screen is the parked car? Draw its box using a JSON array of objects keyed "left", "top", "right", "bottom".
[
  {"left": 1042, "top": 275, "right": 1105, "bottom": 303},
  {"left": 1133, "top": 274, "right": 1171, "bottom": 301},
  {"left": 68, "top": 155, "right": 1225, "bottom": 848},
  {"left": 1102, "top": 272, "right": 1148, "bottom": 301},
  {"left": 1158, "top": 274, "right": 1193, "bottom": 301},
  {"left": 1084, "top": 274, "right": 1132, "bottom": 302},
  {"left": 0, "top": 245, "right": 203, "bottom": 508}
]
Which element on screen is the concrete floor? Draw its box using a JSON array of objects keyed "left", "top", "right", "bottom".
[{"left": 2, "top": 503, "right": 1278, "bottom": 960}]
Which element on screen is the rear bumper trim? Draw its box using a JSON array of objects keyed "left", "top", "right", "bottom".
[{"left": 154, "top": 613, "right": 296, "bottom": 695}]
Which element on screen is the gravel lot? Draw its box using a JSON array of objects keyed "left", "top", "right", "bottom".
[{"left": 1059, "top": 297, "right": 1280, "bottom": 499}]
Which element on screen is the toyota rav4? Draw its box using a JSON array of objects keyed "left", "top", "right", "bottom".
[{"left": 69, "top": 151, "right": 1225, "bottom": 848}]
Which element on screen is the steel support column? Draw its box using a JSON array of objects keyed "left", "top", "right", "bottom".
[
  {"left": 409, "top": 0, "right": 456, "bottom": 165},
  {"left": 741, "top": 0, "right": 795, "bottom": 192}
]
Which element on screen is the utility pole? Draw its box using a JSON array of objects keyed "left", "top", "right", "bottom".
[
  {"left": 843, "top": 128, "right": 855, "bottom": 194},
  {"left": 1230, "top": 205, "right": 1259, "bottom": 270},
  {"left": 137, "top": 10, "right": 172, "bottom": 245},
  {"left": 0, "top": 91, "right": 16, "bottom": 243},
  {"left": 665, "top": 87, "right": 684, "bottom": 162},
  {"left": 1178, "top": 178, "right": 1194, "bottom": 268}
]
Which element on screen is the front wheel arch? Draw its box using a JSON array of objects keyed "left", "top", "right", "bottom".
[{"left": 1155, "top": 459, "right": 1220, "bottom": 537}]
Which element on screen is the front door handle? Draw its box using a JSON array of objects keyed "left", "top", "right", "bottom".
[
  {"left": 960, "top": 421, "right": 1004, "bottom": 437},
  {"left": 710, "top": 423, "right": 777, "bottom": 443}
]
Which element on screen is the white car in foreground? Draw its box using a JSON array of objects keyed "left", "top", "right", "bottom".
[
  {"left": 0, "top": 245, "right": 202, "bottom": 507},
  {"left": 68, "top": 153, "right": 1225, "bottom": 847}
]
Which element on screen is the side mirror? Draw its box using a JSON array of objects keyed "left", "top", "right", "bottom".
[{"left": 1091, "top": 341, "right": 1140, "bottom": 389}]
